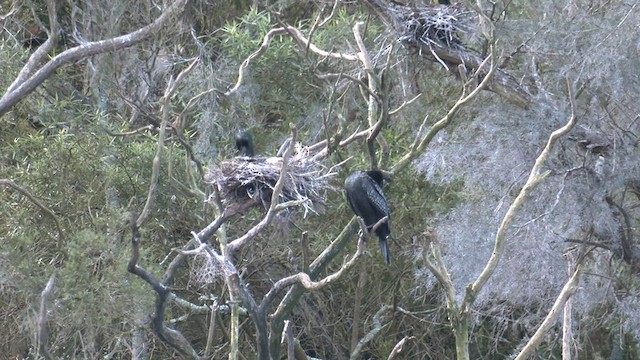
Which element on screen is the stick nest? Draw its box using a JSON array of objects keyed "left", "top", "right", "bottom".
[
  {"left": 206, "top": 153, "right": 336, "bottom": 217},
  {"left": 382, "top": 2, "right": 473, "bottom": 48}
]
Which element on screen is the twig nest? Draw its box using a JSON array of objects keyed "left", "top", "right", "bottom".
[
  {"left": 206, "top": 151, "right": 336, "bottom": 217},
  {"left": 369, "top": 0, "right": 473, "bottom": 48}
]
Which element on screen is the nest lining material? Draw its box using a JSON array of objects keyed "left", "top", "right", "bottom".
[{"left": 207, "top": 152, "right": 335, "bottom": 217}]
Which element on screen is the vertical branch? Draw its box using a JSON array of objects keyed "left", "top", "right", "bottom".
[
  {"left": 229, "top": 299, "right": 240, "bottom": 360},
  {"left": 422, "top": 232, "right": 468, "bottom": 360},
  {"left": 204, "top": 302, "right": 218, "bottom": 359},
  {"left": 562, "top": 251, "right": 576, "bottom": 360},
  {"left": 35, "top": 273, "right": 56, "bottom": 360},
  {"left": 353, "top": 21, "right": 388, "bottom": 169},
  {"left": 350, "top": 265, "right": 368, "bottom": 354},
  {"left": 136, "top": 58, "right": 199, "bottom": 228},
  {"left": 283, "top": 320, "right": 295, "bottom": 360}
]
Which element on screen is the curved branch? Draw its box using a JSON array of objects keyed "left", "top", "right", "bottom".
[
  {"left": 7, "top": 0, "right": 59, "bottom": 95},
  {"left": 463, "top": 78, "right": 578, "bottom": 311},
  {"left": 226, "top": 26, "right": 358, "bottom": 97},
  {"left": 259, "top": 237, "right": 365, "bottom": 313},
  {"left": 127, "top": 215, "right": 200, "bottom": 359},
  {"left": 391, "top": 47, "right": 498, "bottom": 174},
  {"left": 0, "top": 0, "right": 189, "bottom": 117},
  {"left": 0, "top": 179, "right": 64, "bottom": 240},
  {"left": 349, "top": 305, "right": 394, "bottom": 360}
]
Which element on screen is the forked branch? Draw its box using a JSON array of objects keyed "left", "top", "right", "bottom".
[{"left": 463, "top": 78, "right": 578, "bottom": 312}]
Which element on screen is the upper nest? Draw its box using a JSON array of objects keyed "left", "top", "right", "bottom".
[
  {"left": 206, "top": 151, "right": 336, "bottom": 217},
  {"left": 381, "top": 2, "right": 473, "bottom": 48}
]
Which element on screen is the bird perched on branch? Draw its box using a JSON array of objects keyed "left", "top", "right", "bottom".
[
  {"left": 235, "top": 130, "right": 255, "bottom": 157},
  {"left": 344, "top": 170, "right": 391, "bottom": 265}
]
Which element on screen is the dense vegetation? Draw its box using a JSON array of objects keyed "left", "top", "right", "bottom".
[{"left": 1, "top": 0, "right": 639, "bottom": 359}]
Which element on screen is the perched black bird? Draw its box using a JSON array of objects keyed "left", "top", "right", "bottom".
[
  {"left": 344, "top": 170, "right": 391, "bottom": 265},
  {"left": 235, "top": 130, "right": 255, "bottom": 157}
]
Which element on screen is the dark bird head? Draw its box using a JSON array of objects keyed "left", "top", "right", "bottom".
[
  {"left": 235, "top": 130, "right": 255, "bottom": 157},
  {"left": 438, "top": 0, "right": 451, "bottom": 4},
  {"left": 365, "top": 169, "right": 384, "bottom": 187},
  {"left": 344, "top": 170, "right": 392, "bottom": 264}
]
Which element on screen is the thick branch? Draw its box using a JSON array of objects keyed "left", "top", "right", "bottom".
[
  {"left": 127, "top": 216, "right": 200, "bottom": 359},
  {"left": 7, "top": 0, "right": 59, "bottom": 94},
  {"left": 0, "top": 0, "right": 189, "bottom": 117},
  {"left": 259, "top": 237, "right": 365, "bottom": 313}
]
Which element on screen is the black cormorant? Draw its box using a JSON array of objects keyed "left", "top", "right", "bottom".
[
  {"left": 235, "top": 130, "right": 255, "bottom": 157},
  {"left": 344, "top": 170, "right": 391, "bottom": 265}
]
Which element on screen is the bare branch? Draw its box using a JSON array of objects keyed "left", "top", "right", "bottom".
[
  {"left": 562, "top": 251, "right": 576, "bottom": 360},
  {"left": 513, "top": 265, "right": 582, "bottom": 360},
  {"left": 136, "top": 57, "right": 198, "bottom": 228},
  {"left": 391, "top": 46, "right": 498, "bottom": 174},
  {"left": 0, "top": 0, "right": 189, "bottom": 117},
  {"left": 259, "top": 237, "right": 365, "bottom": 313},
  {"left": 349, "top": 305, "right": 394, "bottom": 360},
  {"left": 387, "top": 336, "right": 414, "bottom": 360},
  {"left": 464, "top": 78, "right": 578, "bottom": 312},
  {"left": 351, "top": 267, "right": 368, "bottom": 354},
  {"left": 226, "top": 126, "right": 299, "bottom": 256},
  {"left": 226, "top": 26, "right": 358, "bottom": 96},
  {"left": 35, "top": 272, "right": 56, "bottom": 360},
  {"left": 127, "top": 214, "right": 200, "bottom": 359},
  {"left": 283, "top": 320, "right": 295, "bottom": 360},
  {"left": 7, "top": 0, "right": 59, "bottom": 95}
]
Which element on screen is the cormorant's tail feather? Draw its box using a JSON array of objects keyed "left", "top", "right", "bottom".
[{"left": 379, "top": 237, "right": 391, "bottom": 265}]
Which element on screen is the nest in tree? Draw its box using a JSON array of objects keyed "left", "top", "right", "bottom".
[
  {"left": 367, "top": 0, "right": 473, "bottom": 49},
  {"left": 397, "top": 3, "right": 471, "bottom": 48},
  {"left": 206, "top": 151, "right": 336, "bottom": 217}
]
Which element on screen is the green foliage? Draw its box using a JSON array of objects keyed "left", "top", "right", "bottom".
[{"left": 1, "top": 101, "right": 202, "bottom": 355}]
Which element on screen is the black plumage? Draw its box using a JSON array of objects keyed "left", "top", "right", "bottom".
[
  {"left": 235, "top": 130, "right": 255, "bottom": 157},
  {"left": 344, "top": 170, "right": 391, "bottom": 264}
]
